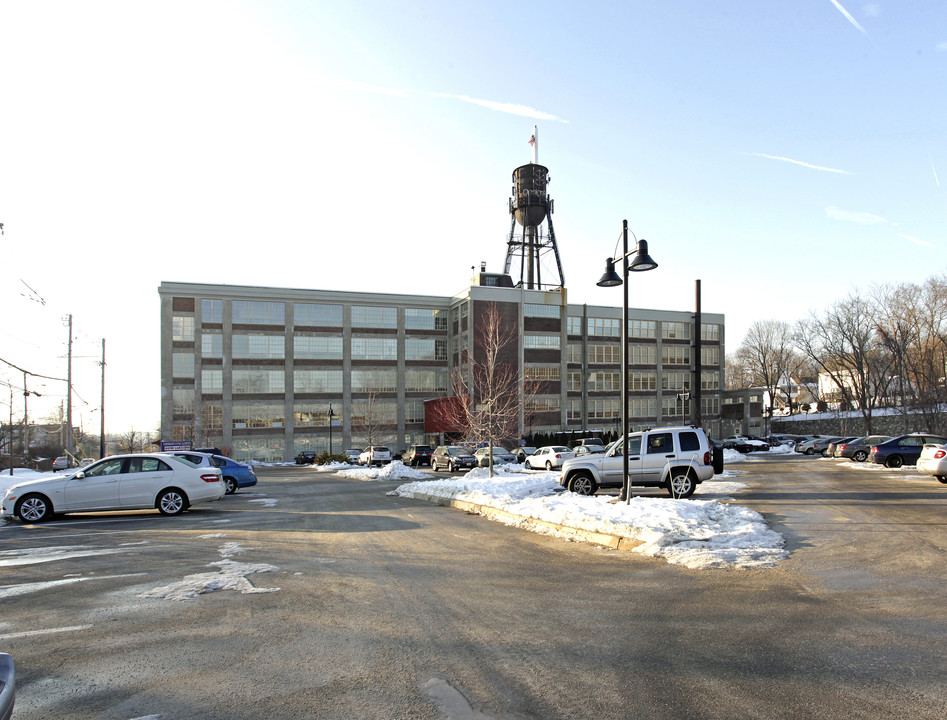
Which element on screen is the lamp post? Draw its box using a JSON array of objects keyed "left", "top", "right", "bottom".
[
  {"left": 328, "top": 404, "right": 335, "bottom": 455},
  {"left": 597, "top": 219, "right": 658, "bottom": 503},
  {"left": 677, "top": 391, "right": 691, "bottom": 426}
]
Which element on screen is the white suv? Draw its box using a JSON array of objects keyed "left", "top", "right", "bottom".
[
  {"left": 358, "top": 446, "right": 392, "bottom": 466},
  {"left": 558, "top": 426, "right": 720, "bottom": 498}
]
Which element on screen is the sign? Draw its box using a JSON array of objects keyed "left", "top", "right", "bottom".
[{"left": 160, "top": 441, "right": 192, "bottom": 451}]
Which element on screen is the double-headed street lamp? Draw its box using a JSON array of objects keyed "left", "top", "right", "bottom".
[
  {"left": 597, "top": 219, "right": 658, "bottom": 502},
  {"left": 328, "top": 404, "right": 336, "bottom": 455}
]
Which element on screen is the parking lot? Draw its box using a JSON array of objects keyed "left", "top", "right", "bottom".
[{"left": 2, "top": 454, "right": 945, "bottom": 719}]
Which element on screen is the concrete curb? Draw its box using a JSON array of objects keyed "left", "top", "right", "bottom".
[{"left": 410, "top": 492, "right": 645, "bottom": 551}]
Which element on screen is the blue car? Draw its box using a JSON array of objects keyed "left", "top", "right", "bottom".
[
  {"left": 867, "top": 433, "right": 947, "bottom": 469},
  {"left": 163, "top": 452, "right": 257, "bottom": 495}
]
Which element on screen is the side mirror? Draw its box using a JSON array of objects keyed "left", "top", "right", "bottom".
[{"left": 75, "top": 471, "right": 86, "bottom": 479}]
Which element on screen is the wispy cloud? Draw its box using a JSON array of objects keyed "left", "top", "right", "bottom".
[
  {"left": 899, "top": 233, "right": 935, "bottom": 248},
  {"left": 438, "top": 94, "right": 567, "bottom": 122},
  {"left": 825, "top": 206, "right": 887, "bottom": 224},
  {"left": 753, "top": 152, "right": 853, "bottom": 175},
  {"left": 936, "top": 41, "right": 947, "bottom": 52},
  {"left": 931, "top": 156, "right": 941, "bottom": 188},
  {"left": 828, "top": 0, "right": 868, "bottom": 38}
]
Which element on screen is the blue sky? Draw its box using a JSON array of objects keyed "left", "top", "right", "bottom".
[{"left": 1, "top": 0, "right": 944, "bottom": 432}]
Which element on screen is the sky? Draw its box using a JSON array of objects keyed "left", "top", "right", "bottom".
[{"left": 1, "top": 0, "right": 945, "bottom": 434}]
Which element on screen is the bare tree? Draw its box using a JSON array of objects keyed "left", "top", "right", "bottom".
[
  {"left": 735, "top": 320, "right": 806, "bottom": 425},
  {"left": 448, "top": 303, "right": 528, "bottom": 476},
  {"left": 120, "top": 429, "right": 148, "bottom": 454}
]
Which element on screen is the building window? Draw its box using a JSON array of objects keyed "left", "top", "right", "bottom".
[
  {"left": 351, "top": 306, "right": 397, "bottom": 329},
  {"left": 202, "top": 369, "right": 223, "bottom": 393},
  {"left": 662, "top": 372, "right": 691, "bottom": 391},
  {"left": 172, "top": 388, "right": 194, "bottom": 414},
  {"left": 201, "top": 299, "right": 222, "bottom": 323},
  {"left": 231, "top": 436, "right": 285, "bottom": 463},
  {"left": 588, "top": 371, "right": 621, "bottom": 392},
  {"left": 630, "top": 344, "right": 657, "bottom": 365},
  {"left": 586, "top": 344, "right": 621, "bottom": 364},
  {"left": 524, "top": 335, "right": 560, "bottom": 350},
  {"left": 629, "top": 320, "right": 656, "bottom": 338},
  {"left": 662, "top": 346, "right": 691, "bottom": 365},
  {"left": 294, "top": 403, "right": 334, "bottom": 427},
  {"left": 630, "top": 371, "right": 657, "bottom": 391},
  {"left": 405, "top": 401, "right": 424, "bottom": 424},
  {"left": 405, "top": 308, "right": 448, "bottom": 330},
  {"left": 294, "top": 370, "right": 343, "bottom": 394},
  {"left": 526, "top": 396, "right": 560, "bottom": 412},
  {"left": 567, "top": 316, "right": 583, "bottom": 335},
  {"left": 701, "top": 323, "right": 720, "bottom": 342},
  {"left": 233, "top": 301, "right": 285, "bottom": 325},
  {"left": 525, "top": 304, "right": 561, "bottom": 318},
  {"left": 629, "top": 397, "right": 657, "bottom": 417},
  {"left": 294, "top": 303, "right": 342, "bottom": 327},
  {"left": 524, "top": 367, "right": 559, "bottom": 382},
  {"left": 202, "top": 332, "right": 222, "bottom": 358},
  {"left": 588, "top": 398, "right": 620, "bottom": 420},
  {"left": 587, "top": 317, "right": 621, "bottom": 337},
  {"left": 662, "top": 321, "right": 691, "bottom": 340},
  {"left": 202, "top": 404, "right": 222, "bottom": 430},
  {"left": 701, "top": 346, "right": 720, "bottom": 366},
  {"left": 405, "top": 368, "right": 448, "bottom": 392},
  {"left": 405, "top": 337, "right": 447, "bottom": 361},
  {"left": 173, "top": 352, "right": 194, "bottom": 378},
  {"left": 172, "top": 316, "right": 194, "bottom": 342},
  {"left": 295, "top": 335, "right": 343, "bottom": 360},
  {"left": 233, "top": 334, "right": 285, "bottom": 359},
  {"left": 702, "top": 371, "right": 720, "bottom": 390},
  {"left": 232, "top": 369, "right": 284, "bottom": 394},
  {"left": 352, "top": 337, "right": 398, "bottom": 361},
  {"left": 351, "top": 369, "right": 397, "bottom": 392},
  {"left": 351, "top": 399, "right": 397, "bottom": 425},
  {"left": 702, "top": 397, "right": 720, "bottom": 415},
  {"left": 663, "top": 396, "right": 689, "bottom": 415},
  {"left": 232, "top": 402, "right": 284, "bottom": 429}
]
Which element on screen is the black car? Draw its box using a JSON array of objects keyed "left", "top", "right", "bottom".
[
  {"left": 295, "top": 450, "right": 317, "bottom": 465},
  {"left": 402, "top": 444, "right": 433, "bottom": 466},
  {"left": 868, "top": 433, "right": 947, "bottom": 468},
  {"left": 431, "top": 446, "right": 478, "bottom": 472}
]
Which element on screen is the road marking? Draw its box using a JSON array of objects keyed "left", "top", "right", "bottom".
[{"left": 0, "top": 624, "right": 93, "bottom": 640}]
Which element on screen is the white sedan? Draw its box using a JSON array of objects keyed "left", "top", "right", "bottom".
[
  {"left": 917, "top": 443, "right": 947, "bottom": 484},
  {"left": 1, "top": 453, "right": 224, "bottom": 523},
  {"left": 525, "top": 446, "right": 575, "bottom": 471}
]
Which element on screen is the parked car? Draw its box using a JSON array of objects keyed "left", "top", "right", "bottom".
[
  {"left": 795, "top": 437, "right": 843, "bottom": 456},
  {"left": 868, "top": 433, "right": 947, "bottom": 468},
  {"left": 825, "top": 437, "right": 859, "bottom": 458},
  {"left": 559, "top": 426, "right": 719, "bottom": 498},
  {"left": 571, "top": 437, "right": 604, "bottom": 448},
  {"left": 344, "top": 449, "right": 361, "bottom": 464},
  {"left": 431, "top": 446, "right": 478, "bottom": 472},
  {"left": 52, "top": 456, "right": 70, "bottom": 471},
  {"left": 525, "top": 446, "right": 575, "bottom": 470},
  {"left": 720, "top": 437, "right": 769, "bottom": 453},
  {"left": 294, "top": 450, "right": 317, "bottom": 465},
  {"left": 358, "top": 446, "right": 392, "bottom": 466},
  {"left": 835, "top": 435, "right": 891, "bottom": 462},
  {"left": 473, "top": 446, "right": 516, "bottom": 467},
  {"left": 0, "top": 652, "right": 13, "bottom": 720},
  {"left": 916, "top": 443, "right": 947, "bottom": 484},
  {"left": 1, "top": 453, "right": 224, "bottom": 522},
  {"left": 511, "top": 446, "right": 537, "bottom": 463},
  {"left": 162, "top": 452, "right": 257, "bottom": 494},
  {"left": 573, "top": 444, "right": 607, "bottom": 457},
  {"left": 402, "top": 445, "right": 433, "bottom": 467}
]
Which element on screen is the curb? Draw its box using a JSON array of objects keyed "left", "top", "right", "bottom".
[{"left": 409, "top": 492, "right": 645, "bottom": 551}]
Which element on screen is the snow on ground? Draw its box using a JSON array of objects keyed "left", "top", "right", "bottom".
[
  {"left": 336, "top": 460, "right": 430, "bottom": 482},
  {"left": 390, "top": 465, "right": 787, "bottom": 570}
]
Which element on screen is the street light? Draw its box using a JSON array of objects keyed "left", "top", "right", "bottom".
[
  {"left": 328, "top": 404, "right": 336, "bottom": 455},
  {"left": 677, "top": 391, "right": 691, "bottom": 426},
  {"left": 597, "top": 219, "right": 658, "bottom": 502}
]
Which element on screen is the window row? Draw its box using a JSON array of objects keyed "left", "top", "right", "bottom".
[{"left": 200, "top": 368, "right": 449, "bottom": 394}]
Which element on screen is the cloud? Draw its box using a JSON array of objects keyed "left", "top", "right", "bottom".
[
  {"left": 825, "top": 206, "right": 887, "bottom": 224},
  {"left": 899, "top": 233, "right": 935, "bottom": 248},
  {"left": 936, "top": 41, "right": 947, "bottom": 52},
  {"left": 437, "top": 93, "right": 567, "bottom": 122},
  {"left": 753, "top": 152, "right": 853, "bottom": 174},
  {"left": 828, "top": 0, "right": 868, "bottom": 38}
]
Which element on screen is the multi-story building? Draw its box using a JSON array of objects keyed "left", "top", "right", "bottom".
[{"left": 159, "top": 274, "right": 725, "bottom": 462}]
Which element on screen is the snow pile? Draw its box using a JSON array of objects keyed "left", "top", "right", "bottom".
[
  {"left": 392, "top": 469, "right": 786, "bottom": 570},
  {"left": 337, "top": 460, "right": 430, "bottom": 482}
]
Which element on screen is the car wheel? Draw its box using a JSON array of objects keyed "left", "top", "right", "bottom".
[
  {"left": 546, "top": 460, "right": 553, "bottom": 471},
  {"left": 853, "top": 450, "right": 868, "bottom": 462},
  {"left": 15, "top": 493, "right": 53, "bottom": 523},
  {"left": 224, "top": 477, "right": 237, "bottom": 495},
  {"left": 937, "top": 476, "right": 947, "bottom": 484},
  {"left": 885, "top": 455, "right": 903, "bottom": 469},
  {"left": 157, "top": 488, "right": 188, "bottom": 516},
  {"left": 805, "top": 448, "right": 815, "bottom": 455},
  {"left": 820, "top": 449, "right": 829, "bottom": 457},
  {"left": 448, "top": 461, "right": 456, "bottom": 472},
  {"left": 667, "top": 471, "right": 696, "bottom": 499},
  {"left": 568, "top": 472, "right": 597, "bottom": 496}
]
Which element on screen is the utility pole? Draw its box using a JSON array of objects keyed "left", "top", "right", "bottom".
[
  {"left": 66, "top": 314, "right": 74, "bottom": 456},
  {"left": 100, "top": 338, "right": 106, "bottom": 459}
]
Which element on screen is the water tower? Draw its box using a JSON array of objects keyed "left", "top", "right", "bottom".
[{"left": 503, "top": 126, "right": 565, "bottom": 289}]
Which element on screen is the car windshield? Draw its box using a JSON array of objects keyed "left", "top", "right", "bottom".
[{"left": 448, "top": 448, "right": 471, "bottom": 456}]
